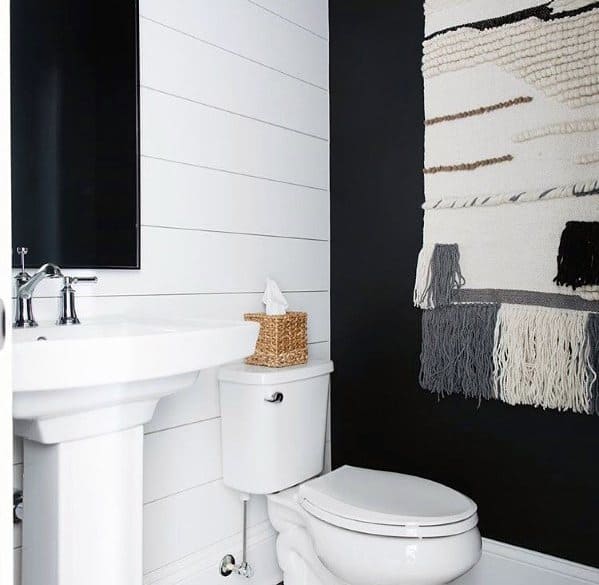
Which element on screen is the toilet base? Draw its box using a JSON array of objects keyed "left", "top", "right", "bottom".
[
  {"left": 267, "top": 489, "right": 481, "bottom": 585},
  {"left": 276, "top": 524, "right": 344, "bottom": 585}
]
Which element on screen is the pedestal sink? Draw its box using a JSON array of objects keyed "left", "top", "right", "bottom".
[{"left": 13, "top": 317, "right": 259, "bottom": 585}]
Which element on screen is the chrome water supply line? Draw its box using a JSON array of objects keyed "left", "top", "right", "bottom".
[{"left": 220, "top": 493, "right": 254, "bottom": 578}]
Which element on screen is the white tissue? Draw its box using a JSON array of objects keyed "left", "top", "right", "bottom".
[{"left": 263, "top": 278, "right": 288, "bottom": 315}]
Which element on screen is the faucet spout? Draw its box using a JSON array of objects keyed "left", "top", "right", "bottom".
[
  {"left": 14, "top": 263, "right": 63, "bottom": 328},
  {"left": 17, "top": 263, "right": 63, "bottom": 299}
]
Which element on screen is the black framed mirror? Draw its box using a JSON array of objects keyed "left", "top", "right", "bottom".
[{"left": 10, "top": 0, "right": 140, "bottom": 269}]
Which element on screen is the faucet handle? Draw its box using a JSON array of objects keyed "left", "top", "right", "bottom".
[
  {"left": 63, "top": 275, "right": 98, "bottom": 286},
  {"left": 16, "top": 247, "right": 28, "bottom": 274},
  {"left": 57, "top": 275, "right": 98, "bottom": 325}
]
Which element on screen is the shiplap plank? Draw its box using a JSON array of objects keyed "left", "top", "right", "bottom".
[
  {"left": 144, "top": 419, "right": 222, "bottom": 503},
  {"left": 145, "top": 368, "right": 221, "bottom": 435},
  {"left": 30, "top": 227, "right": 329, "bottom": 298},
  {"left": 143, "top": 480, "right": 268, "bottom": 573},
  {"left": 141, "top": 156, "right": 329, "bottom": 241},
  {"left": 308, "top": 341, "right": 330, "bottom": 360},
  {"left": 139, "top": 0, "right": 328, "bottom": 88},
  {"left": 141, "top": 20, "right": 328, "bottom": 139},
  {"left": 30, "top": 292, "right": 330, "bottom": 343},
  {"left": 141, "top": 89, "right": 328, "bottom": 190},
  {"left": 249, "top": 0, "right": 329, "bottom": 39}
]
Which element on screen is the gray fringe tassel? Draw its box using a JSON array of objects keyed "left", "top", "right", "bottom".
[
  {"left": 419, "top": 304, "right": 499, "bottom": 401},
  {"left": 414, "top": 243, "right": 465, "bottom": 309},
  {"left": 588, "top": 313, "right": 599, "bottom": 415}
]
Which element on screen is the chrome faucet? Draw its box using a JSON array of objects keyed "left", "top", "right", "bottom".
[{"left": 14, "top": 247, "right": 63, "bottom": 328}]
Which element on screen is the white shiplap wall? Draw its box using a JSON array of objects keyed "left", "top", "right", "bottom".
[{"left": 13, "top": 2, "right": 329, "bottom": 584}]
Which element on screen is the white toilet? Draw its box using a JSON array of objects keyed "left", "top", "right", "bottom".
[{"left": 218, "top": 359, "right": 481, "bottom": 585}]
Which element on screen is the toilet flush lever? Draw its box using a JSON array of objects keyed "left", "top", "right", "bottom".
[{"left": 264, "top": 392, "right": 284, "bottom": 403}]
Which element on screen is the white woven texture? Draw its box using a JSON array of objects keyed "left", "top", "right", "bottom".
[
  {"left": 422, "top": 195, "right": 599, "bottom": 295},
  {"left": 418, "top": 1, "right": 599, "bottom": 414}
]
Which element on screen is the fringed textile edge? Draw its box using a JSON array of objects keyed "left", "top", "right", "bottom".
[
  {"left": 554, "top": 221, "right": 599, "bottom": 290},
  {"left": 587, "top": 313, "right": 599, "bottom": 414},
  {"left": 414, "top": 245, "right": 434, "bottom": 308},
  {"left": 420, "top": 304, "right": 499, "bottom": 400},
  {"left": 419, "top": 304, "right": 599, "bottom": 414},
  {"left": 493, "top": 305, "right": 592, "bottom": 414},
  {"left": 413, "top": 243, "right": 465, "bottom": 309}
]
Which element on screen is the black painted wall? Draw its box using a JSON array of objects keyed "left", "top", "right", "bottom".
[{"left": 329, "top": 1, "right": 599, "bottom": 567}]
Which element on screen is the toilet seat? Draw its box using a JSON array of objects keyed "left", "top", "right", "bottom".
[{"left": 299, "top": 465, "right": 478, "bottom": 538}]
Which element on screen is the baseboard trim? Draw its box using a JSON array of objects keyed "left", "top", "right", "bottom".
[
  {"left": 142, "top": 527, "right": 599, "bottom": 585},
  {"left": 144, "top": 521, "right": 281, "bottom": 585},
  {"left": 482, "top": 538, "right": 599, "bottom": 584}
]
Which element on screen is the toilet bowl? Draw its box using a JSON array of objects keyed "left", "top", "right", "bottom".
[
  {"left": 268, "top": 466, "right": 481, "bottom": 585},
  {"left": 218, "top": 360, "right": 481, "bottom": 585}
]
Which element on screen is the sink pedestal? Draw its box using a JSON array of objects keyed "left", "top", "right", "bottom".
[
  {"left": 22, "top": 427, "right": 143, "bottom": 585},
  {"left": 13, "top": 317, "right": 260, "bottom": 585}
]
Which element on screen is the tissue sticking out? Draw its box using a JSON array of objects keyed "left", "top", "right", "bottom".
[{"left": 263, "top": 278, "right": 288, "bottom": 316}]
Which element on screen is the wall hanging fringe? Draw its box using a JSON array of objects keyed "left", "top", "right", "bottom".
[
  {"left": 420, "top": 304, "right": 499, "bottom": 400},
  {"left": 554, "top": 221, "right": 599, "bottom": 289},
  {"left": 492, "top": 305, "right": 592, "bottom": 414},
  {"left": 414, "top": 243, "right": 465, "bottom": 309},
  {"left": 587, "top": 313, "right": 599, "bottom": 414}
]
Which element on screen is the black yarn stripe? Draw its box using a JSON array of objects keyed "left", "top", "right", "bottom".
[
  {"left": 554, "top": 221, "right": 599, "bottom": 290},
  {"left": 424, "top": 1, "right": 599, "bottom": 41}
]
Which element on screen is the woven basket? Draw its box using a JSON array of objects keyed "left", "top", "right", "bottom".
[{"left": 244, "top": 311, "right": 308, "bottom": 367}]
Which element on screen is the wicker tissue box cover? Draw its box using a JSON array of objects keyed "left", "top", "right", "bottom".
[{"left": 244, "top": 311, "right": 308, "bottom": 367}]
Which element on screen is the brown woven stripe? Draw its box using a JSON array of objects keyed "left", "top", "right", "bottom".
[
  {"left": 425, "top": 96, "right": 533, "bottom": 126},
  {"left": 423, "top": 155, "right": 513, "bottom": 174}
]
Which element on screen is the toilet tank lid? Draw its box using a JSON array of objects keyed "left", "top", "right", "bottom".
[{"left": 218, "top": 359, "right": 334, "bottom": 385}]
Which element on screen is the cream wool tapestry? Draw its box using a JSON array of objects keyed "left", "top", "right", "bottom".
[{"left": 416, "top": 0, "right": 599, "bottom": 414}]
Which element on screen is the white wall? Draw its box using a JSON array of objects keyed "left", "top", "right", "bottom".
[{"left": 13, "top": 1, "right": 329, "bottom": 583}]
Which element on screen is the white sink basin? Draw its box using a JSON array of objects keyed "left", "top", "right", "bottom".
[
  {"left": 13, "top": 316, "right": 259, "bottom": 585},
  {"left": 13, "top": 317, "right": 259, "bottom": 443}
]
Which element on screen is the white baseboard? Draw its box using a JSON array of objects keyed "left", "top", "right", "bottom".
[
  {"left": 143, "top": 521, "right": 282, "bottom": 585},
  {"left": 454, "top": 538, "right": 599, "bottom": 585},
  {"left": 142, "top": 521, "right": 599, "bottom": 585}
]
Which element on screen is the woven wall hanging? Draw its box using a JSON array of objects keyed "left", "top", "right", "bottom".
[{"left": 416, "top": 0, "right": 599, "bottom": 415}]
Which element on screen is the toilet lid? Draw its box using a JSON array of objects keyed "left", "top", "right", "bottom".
[{"left": 299, "top": 466, "right": 478, "bottom": 537}]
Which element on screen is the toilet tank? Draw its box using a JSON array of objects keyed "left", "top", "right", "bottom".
[{"left": 218, "top": 359, "right": 333, "bottom": 495}]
